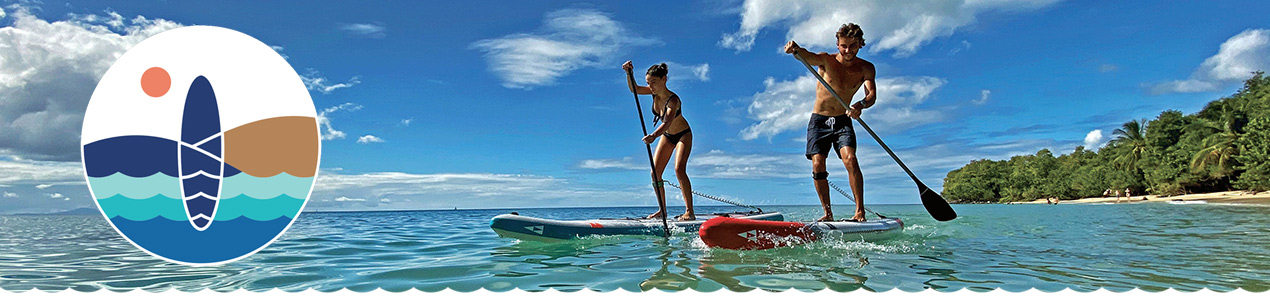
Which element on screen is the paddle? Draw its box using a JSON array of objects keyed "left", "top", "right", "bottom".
[
  {"left": 791, "top": 51, "right": 957, "bottom": 222},
  {"left": 625, "top": 66, "right": 672, "bottom": 237}
]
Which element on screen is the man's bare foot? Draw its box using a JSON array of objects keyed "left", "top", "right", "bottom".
[
  {"left": 850, "top": 213, "right": 867, "bottom": 222},
  {"left": 675, "top": 213, "right": 696, "bottom": 221},
  {"left": 816, "top": 214, "right": 834, "bottom": 222},
  {"left": 646, "top": 211, "right": 665, "bottom": 219}
]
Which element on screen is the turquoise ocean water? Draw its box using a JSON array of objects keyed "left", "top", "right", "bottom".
[{"left": 1, "top": 203, "right": 1268, "bottom": 292}]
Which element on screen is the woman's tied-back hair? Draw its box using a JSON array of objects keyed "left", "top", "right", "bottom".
[
  {"left": 836, "top": 23, "right": 866, "bottom": 47},
  {"left": 646, "top": 63, "right": 669, "bottom": 78}
]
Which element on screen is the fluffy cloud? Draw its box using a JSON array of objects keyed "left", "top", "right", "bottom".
[
  {"left": 338, "top": 22, "right": 387, "bottom": 39},
  {"left": 471, "top": 9, "right": 658, "bottom": 89},
  {"left": 1151, "top": 29, "right": 1270, "bottom": 94},
  {"left": 739, "top": 75, "right": 946, "bottom": 141},
  {"left": 720, "top": 0, "right": 1060, "bottom": 57},
  {"left": 0, "top": 7, "right": 183, "bottom": 161},
  {"left": 726, "top": 0, "right": 1061, "bottom": 57},
  {"left": 356, "top": 135, "right": 384, "bottom": 143},
  {"left": 1084, "top": 129, "right": 1105, "bottom": 149}
]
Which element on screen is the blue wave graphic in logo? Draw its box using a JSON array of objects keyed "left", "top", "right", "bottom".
[{"left": 109, "top": 216, "right": 294, "bottom": 264}]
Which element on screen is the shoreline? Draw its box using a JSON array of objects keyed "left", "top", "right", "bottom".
[{"left": 1013, "top": 190, "right": 1270, "bottom": 205}]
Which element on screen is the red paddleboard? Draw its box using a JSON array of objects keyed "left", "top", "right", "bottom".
[
  {"left": 699, "top": 216, "right": 903, "bottom": 250},
  {"left": 698, "top": 217, "right": 817, "bottom": 250}
]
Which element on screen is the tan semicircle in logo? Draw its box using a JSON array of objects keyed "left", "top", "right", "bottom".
[{"left": 224, "top": 116, "right": 319, "bottom": 178}]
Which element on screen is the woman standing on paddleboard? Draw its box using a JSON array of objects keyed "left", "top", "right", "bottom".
[{"left": 623, "top": 61, "right": 696, "bottom": 221}]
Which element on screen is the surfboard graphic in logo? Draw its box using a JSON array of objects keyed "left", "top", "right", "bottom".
[
  {"left": 179, "top": 76, "right": 223, "bottom": 231},
  {"left": 82, "top": 26, "right": 320, "bottom": 265}
]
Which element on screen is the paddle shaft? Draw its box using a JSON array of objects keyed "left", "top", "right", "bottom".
[
  {"left": 793, "top": 51, "right": 955, "bottom": 221},
  {"left": 625, "top": 67, "right": 671, "bottom": 237}
]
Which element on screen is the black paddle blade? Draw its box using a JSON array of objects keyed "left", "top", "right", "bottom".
[{"left": 918, "top": 183, "right": 957, "bottom": 221}]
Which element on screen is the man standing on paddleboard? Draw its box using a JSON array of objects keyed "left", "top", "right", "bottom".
[{"left": 784, "top": 23, "right": 877, "bottom": 222}]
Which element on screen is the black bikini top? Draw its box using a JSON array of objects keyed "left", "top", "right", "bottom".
[{"left": 652, "top": 94, "right": 681, "bottom": 125}]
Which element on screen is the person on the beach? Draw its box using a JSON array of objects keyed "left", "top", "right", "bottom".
[
  {"left": 1125, "top": 188, "right": 1132, "bottom": 198},
  {"left": 784, "top": 23, "right": 877, "bottom": 222},
  {"left": 623, "top": 61, "right": 696, "bottom": 221}
]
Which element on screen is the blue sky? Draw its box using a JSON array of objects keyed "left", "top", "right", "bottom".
[{"left": 2, "top": 1, "right": 1269, "bottom": 214}]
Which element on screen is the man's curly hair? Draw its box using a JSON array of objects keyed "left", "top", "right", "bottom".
[{"left": 836, "top": 23, "right": 866, "bottom": 47}]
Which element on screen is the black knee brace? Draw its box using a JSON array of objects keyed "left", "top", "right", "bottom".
[{"left": 812, "top": 172, "right": 828, "bottom": 180}]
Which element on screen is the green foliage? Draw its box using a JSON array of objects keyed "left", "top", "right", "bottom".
[
  {"left": 1235, "top": 117, "right": 1270, "bottom": 191},
  {"left": 941, "top": 73, "right": 1270, "bottom": 203},
  {"left": 942, "top": 159, "right": 1006, "bottom": 203}
]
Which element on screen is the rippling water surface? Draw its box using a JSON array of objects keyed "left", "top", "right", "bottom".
[{"left": 2, "top": 204, "right": 1269, "bottom": 292}]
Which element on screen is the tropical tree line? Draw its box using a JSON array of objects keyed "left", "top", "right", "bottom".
[{"left": 943, "top": 73, "right": 1270, "bottom": 203}]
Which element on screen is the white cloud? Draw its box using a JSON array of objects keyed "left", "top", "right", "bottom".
[
  {"left": 739, "top": 75, "right": 946, "bottom": 140},
  {"left": 3, "top": 192, "right": 17, "bottom": 198},
  {"left": 400, "top": 118, "right": 413, "bottom": 126},
  {"left": 0, "top": 157, "right": 85, "bottom": 186},
  {"left": 309, "top": 171, "right": 648, "bottom": 210},
  {"left": 949, "top": 40, "right": 972, "bottom": 55},
  {"left": 270, "top": 45, "right": 289, "bottom": 60},
  {"left": 379, "top": 198, "right": 391, "bottom": 203},
  {"left": 1084, "top": 129, "right": 1105, "bottom": 149},
  {"left": 334, "top": 196, "right": 365, "bottom": 202},
  {"left": 356, "top": 135, "right": 384, "bottom": 144},
  {"left": 35, "top": 184, "right": 52, "bottom": 189},
  {"left": 973, "top": 89, "right": 990, "bottom": 105},
  {"left": 1151, "top": 29, "right": 1270, "bottom": 94},
  {"left": 46, "top": 193, "right": 63, "bottom": 199},
  {"left": 578, "top": 157, "right": 644, "bottom": 170},
  {"left": 339, "top": 22, "right": 387, "bottom": 39},
  {"left": 663, "top": 62, "right": 711, "bottom": 82},
  {"left": 471, "top": 9, "right": 658, "bottom": 89},
  {"left": 0, "top": 7, "right": 183, "bottom": 161},
  {"left": 301, "top": 70, "right": 361, "bottom": 94},
  {"left": 317, "top": 103, "right": 362, "bottom": 140},
  {"left": 720, "top": 0, "right": 1060, "bottom": 57},
  {"left": 1099, "top": 64, "right": 1118, "bottom": 73}
]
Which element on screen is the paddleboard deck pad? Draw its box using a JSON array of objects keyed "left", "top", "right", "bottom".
[
  {"left": 699, "top": 216, "right": 903, "bottom": 250},
  {"left": 491, "top": 211, "right": 784, "bottom": 242}
]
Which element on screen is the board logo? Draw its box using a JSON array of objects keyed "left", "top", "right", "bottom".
[
  {"left": 81, "top": 26, "right": 320, "bottom": 266},
  {"left": 526, "top": 225, "right": 545, "bottom": 235}
]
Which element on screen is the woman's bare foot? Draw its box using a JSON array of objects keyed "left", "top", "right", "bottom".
[
  {"left": 646, "top": 211, "right": 666, "bottom": 219},
  {"left": 816, "top": 214, "right": 834, "bottom": 222},
  {"left": 675, "top": 213, "right": 696, "bottom": 221}
]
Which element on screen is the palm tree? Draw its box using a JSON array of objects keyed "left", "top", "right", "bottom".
[
  {"left": 1190, "top": 106, "right": 1243, "bottom": 188},
  {"left": 1110, "top": 119, "right": 1148, "bottom": 175}
]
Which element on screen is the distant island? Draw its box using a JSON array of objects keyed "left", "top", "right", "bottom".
[
  {"left": 11, "top": 207, "right": 101, "bottom": 216},
  {"left": 943, "top": 73, "right": 1270, "bottom": 204}
]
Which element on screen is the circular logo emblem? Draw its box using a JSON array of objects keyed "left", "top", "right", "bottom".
[{"left": 81, "top": 26, "right": 320, "bottom": 265}]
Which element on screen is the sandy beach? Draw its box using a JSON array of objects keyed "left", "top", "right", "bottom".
[{"left": 1016, "top": 191, "right": 1270, "bottom": 205}]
